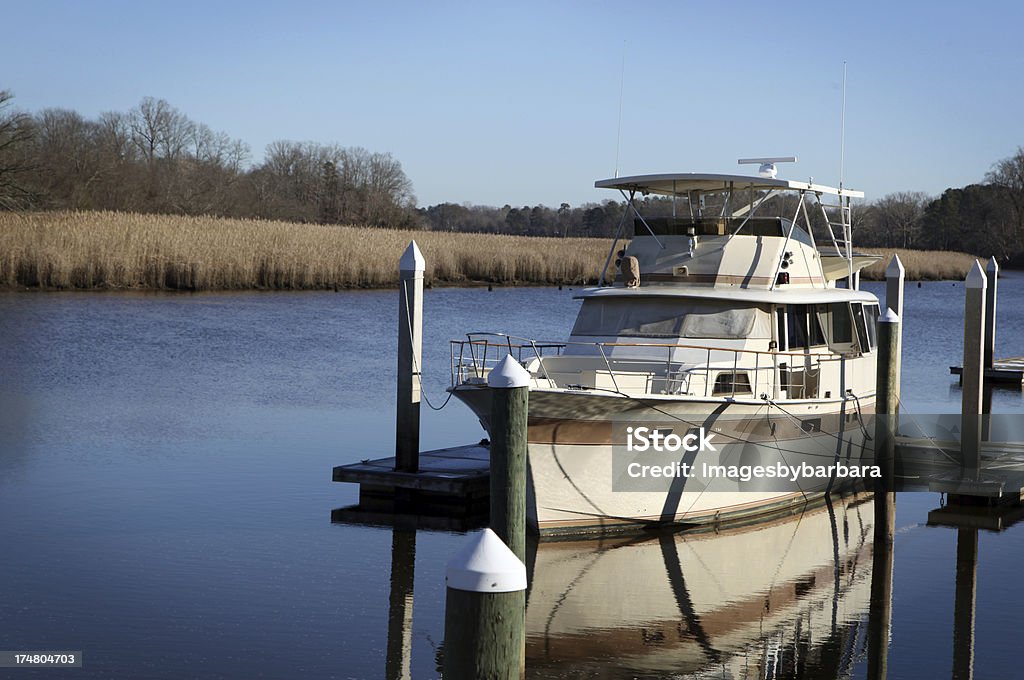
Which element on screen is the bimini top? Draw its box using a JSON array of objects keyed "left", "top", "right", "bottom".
[{"left": 596, "top": 173, "right": 864, "bottom": 199}]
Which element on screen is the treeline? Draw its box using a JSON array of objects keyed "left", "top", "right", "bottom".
[
  {"left": 2, "top": 89, "right": 1023, "bottom": 263},
  {"left": 417, "top": 199, "right": 643, "bottom": 238},
  {"left": 0, "top": 91, "right": 418, "bottom": 227},
  {"left": 846, "top": 149, "right": 1024, "bottom": 265}
]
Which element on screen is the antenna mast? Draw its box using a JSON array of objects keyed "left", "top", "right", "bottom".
[
  {"left": 614, "top": 42, "right": 626, "bottom": 178},
  {"left": 839, "top": 61, "right": 847, "bottom": 190}
]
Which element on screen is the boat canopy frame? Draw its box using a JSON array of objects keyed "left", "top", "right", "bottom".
[{"left": 596, "top": 173, "right": 863, "bottom": 288}]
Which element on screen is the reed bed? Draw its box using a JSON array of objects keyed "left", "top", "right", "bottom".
[
  {"left": 859, "top": 248, "right": 981, "bottom": 281},
  {"left": 0, "top": 211, "right": 614, "bottom": 290},
  {"left": 0, "top": 211, "right": 983, "bottom": 291}
]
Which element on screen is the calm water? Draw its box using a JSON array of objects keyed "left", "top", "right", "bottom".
[{"left": 0, "top": 274, "right": 1022, "bottom": 679}]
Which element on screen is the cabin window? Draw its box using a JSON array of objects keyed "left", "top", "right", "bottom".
[
  {"left": 682, "top": 308, "right": 762, "bottom": 339},
  {"left": 784, "top": 305, "right": 828, "bottom": 350},
  {"left": 810, "top": 302, "right": 858, "bottom": 354},
  {"left": 570, "top": 299, "right": 771, "bottom": 339},
  {"left": 787, "top": 306, "right": 809, "bottom": 349},
  {"left": 864, "top": 304, "right": 879, "bottom": 350},
  {"left": 713, "top": 372, "right": 752, "bottom": 396},
  {"left": 825, "top": 303, "right": 854, "bottom": 345},
  {"left": 851, "top": 303, "right": 877, "bottom": 352}
]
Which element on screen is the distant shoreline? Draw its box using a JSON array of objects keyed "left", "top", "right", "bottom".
[{"left": 0, "top": 210, "right": 985, "bottom": 292}]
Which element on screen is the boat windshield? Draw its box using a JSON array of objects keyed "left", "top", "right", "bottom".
[{"left": 570, "top": 298, "right": 772, "bottom": 340}]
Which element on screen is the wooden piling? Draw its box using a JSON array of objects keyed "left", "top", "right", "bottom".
[
  {"left": 886, "top": 254, "right": 905, "bottom": 389},
  {"left": 982, "top": 258, "right": 998, "bottom": 441},
  {"left": 875, "top": 308, "right": 901, "bottom": 478},
  {"left": 444, "top": 528, "right": 526, "bottom": 680},
  {"left": 961, "top": 262, "right": 987, "bottom": 476},
  {"left": 488, "top": 355, "right": 531, "bottom": 563},
  {"left": 868, "top": 309, "right": 898, "bottom": 680},
  {"left": 396, "top": 241, "right": 425, "bottom": 473},
  {"left": 984, "top": 257, "right": 998, "bottom": 369}
]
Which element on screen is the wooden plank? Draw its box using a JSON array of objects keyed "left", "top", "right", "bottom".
[
  {"left": 333, "top": 444, "right": 490, "bottom": 495},
  {"left": 949, "top": 356, "right": 1024, "bottom": 384},
  {"left": 895, "top": 436, "right": 1024, "bottom": 500}
]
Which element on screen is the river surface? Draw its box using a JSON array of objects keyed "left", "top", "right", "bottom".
[{"left": 1, "top": 273, "right": 1023, "bottom": 679}]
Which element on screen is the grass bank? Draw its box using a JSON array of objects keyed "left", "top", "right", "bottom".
[
  {"left": 0, "top": 211, "right": 983, "bottom": 291},
  {"left": 859, "top": 248, "right": 980, "bottom": 281},
  {"left": 0, "top": 211, "right": 613, "bottom": 290}
]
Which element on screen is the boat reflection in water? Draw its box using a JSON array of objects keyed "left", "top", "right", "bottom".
[{"left": 525, "top": 493, "right": 874, "bottom": 679}]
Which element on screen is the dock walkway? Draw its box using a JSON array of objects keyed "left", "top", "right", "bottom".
[{"left": 950, "top": 356, "right": 1024, "bottom": 385}]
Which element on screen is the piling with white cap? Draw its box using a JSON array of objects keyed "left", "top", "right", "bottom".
[
  {"left": 443, "top": 529, "right": 526, "bottom": 679},
  {"left": 487, "top": 354, "right": 531, "bottom": 563},
  {"left": 885, "top": 254, "right": 906, "bottom": 392},
  {"left": 875, "top": 308, "right": 901, "bottom": 430},
  {"left": 869, "top": 307, "right": 900, "bottom": 678},
  {"left": 961, "top": 261, "right": 987, "bottom": 476},
  {"left": 395, "top": 241, "right": 424, "bottom": 473},
  {"left": 873, "top": 307, "right": 900, "bottom": 547}
]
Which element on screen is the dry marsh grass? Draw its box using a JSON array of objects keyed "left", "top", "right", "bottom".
[
  {"left": 0, "top": 211, "right": 983, "bottom": 291},
  {"left": 859, "top": 248, "right": 981, "bottom": 281},
  {"left": 0, "top": 211, "right": 614, "bottom": 290}
]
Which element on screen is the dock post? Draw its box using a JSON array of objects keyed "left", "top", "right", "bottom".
[
  {"left": 982, "top": 257, "right": 998, "bottom": 441},
  {"left": 868, "top": 309, "right": 899, "bottom": 679},
  {"left": 443, "top": 528, "right": 526, "bottom": 680},
  {"left": 961, "top": 262, "right": 987, "bottom": 476},
  {"left": 885, "top": 254, "right": 905, "bottom": 388},
  {"left": 488, "top": 355, "right": 531, "bottom": 563},
  {"left": 984, "top": 257, "right": 998, "bottom": 369},
  {"left": 874, "top": 308, "right": 901, "bottom": 479},
  {"left": 396, "top": 241, "right": 425, "bottom": 473}
]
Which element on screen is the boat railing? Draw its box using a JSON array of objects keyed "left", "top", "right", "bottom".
[
  {"left": 450, "top": 333, "right": 567, "bottom": 386},
  {"left": 451, "top": 332, "right": 853, "bottom": 400}
]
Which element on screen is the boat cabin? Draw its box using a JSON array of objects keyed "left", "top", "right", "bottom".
[{"left": 452, "top": 169, "right": 882, "bottom": 404}]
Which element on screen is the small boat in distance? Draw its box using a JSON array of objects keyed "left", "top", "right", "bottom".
[{"left": 450, "top": 160, "right": 883, "bottom": 535}]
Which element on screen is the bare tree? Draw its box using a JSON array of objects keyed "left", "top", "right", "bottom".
[
  {"left": 870, "top": 191, "right": 930, "bottom": 248},
  {"left": 129, "top": 97, "right": 192, "bottom": 163},
  {"left": 986, "top": 147, "right": 1024, "bottom": 243},
  {"left": 0, "top": 90, "right": 35, "bottom": 209}
]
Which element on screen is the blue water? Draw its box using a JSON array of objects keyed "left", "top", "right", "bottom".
[{"left": 0, "top": 273, "right": 1022, "bottom": 679}]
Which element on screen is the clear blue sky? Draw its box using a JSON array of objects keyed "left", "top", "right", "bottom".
[{"left": 3, "top": 1, "right": 1022, "bottom": 208}]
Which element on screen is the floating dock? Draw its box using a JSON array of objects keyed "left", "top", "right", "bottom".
[
  {"left": 331, "top": 443, "right": 490, "bottom": 530},
  {"left": 331, "top": 435, "right": 1024, "bottom": 531},
  {"left": 950, "top": 356, "right": 1024, "bottom": 385},
  {"left": 896, "top": 438, "right": 1024, "bottom": 498}
]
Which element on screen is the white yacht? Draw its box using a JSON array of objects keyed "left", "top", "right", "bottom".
[{"left": 450, "top": 162, "right": 882, "bottom": 535}]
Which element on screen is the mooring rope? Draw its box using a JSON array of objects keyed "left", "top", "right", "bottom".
[
  {"left": 401, "top": 280, "right": 455, "bottom": 412},
  {"left": 891, "top": 394, "right": 965, "bottom": 466}
]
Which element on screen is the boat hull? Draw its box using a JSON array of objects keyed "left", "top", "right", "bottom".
[{"left": 453, "top": 385, "right": 875, "bottom": 534}]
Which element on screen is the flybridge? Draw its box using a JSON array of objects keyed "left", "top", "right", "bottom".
[{"left": 595, "top": 164, "right": 869, "bottom": 287}]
